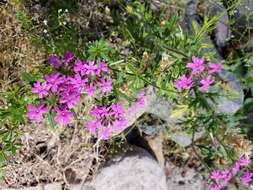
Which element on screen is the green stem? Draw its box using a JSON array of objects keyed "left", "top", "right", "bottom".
[
  {"left": 162, "top": 45, "right": 189, "bottom": 58},
  {"left": 191, "top": 127, "right": 211, "bottom": 172},
  {"left": 109, "top": 66, "right": 176, "bottom": 93}
]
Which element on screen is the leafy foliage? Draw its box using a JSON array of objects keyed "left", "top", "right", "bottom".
[
  {"left": 0, "top": 85, "right": 31, "bottom": 164},
  {"left": 16, "top": 10, "right": 32, "bottom": 30}
]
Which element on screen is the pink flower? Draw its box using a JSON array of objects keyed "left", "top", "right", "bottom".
[
  {"left": 129, "top": 103, "right": 138, "bottom": 113},
  {"left": 240, "top": 171, "right": 253, "bottom": 185},
  {"left": 84, "top": 83, "right": 96, "bottom": 96},
  {"left": 60, "top": 92, "right": 80, "bottom": 109},
  {"left": 90, "top": 106, "right": 109, "bottom": 118},
  {"left": 110, "top": 103, "right": 124, "bottom": 118},
  {"left": 210, "top": 170, "right": 222, "bottom": 182},
  {"left": 99, "top": 78, "right": 113, "bottom": 93},
  {"left": 112, "top": 118, "right": 128, "bottom": 130},
  {"left": 98, "top": 127, "right": 111, "bottom": 140},
  {"left": 239, "top": 155, "right": 251, "bottom": 167},
  {"left": 74, "top": 59, "right": 86, "bottom": 76},
  {"left": 200, "top": 75, "right": 214, "bottom": 91},
  {"left": 209, "top": 156, "right": 252, "bottom": 190},
  {"left": 69, "top": 74, "right": 88, "bottom": 90},
  {"left": 55, "top": 107, "right": 73, "bottom": 126},
  {"left": 59, "top": 84, "right": 80, "bottom": 108},
  {"left": 63, "top": 51, "right": 74, "bottom": 63},
  {"left": 27, "top": 104, "right": 47, "bottom": 123},
  {"left": 174, "top": 75, "right": 193, "bottom": 90},
  {"left": 86, "top": 120, "right": 98, "bottom": 134},
  {"left": 98, "top": 107, "right": 110, "bottom": 118},
  {"left": 208, "top": 61, "right": 222, "bottom": 74},
  {"left": 44, "top": 72, "right": 62, "bottom": 93},
  {"left": 136, "top": 90, "right": 145, "bottom": 107},
  {"left": 231, "top": 161, "right": 241, "bottom": 175},
  {"left": 221, "top": 169, "right": 232, "bottom": 182},
  {"left": 32, "top": 81, "right": 50, "bottom": 98},
  {"left": 87, "top": 103, "right": 128, "bottom": 139},
  {"left": 186, "top": 56, "right": 205, "bottom": 75},
  {"left": 96, "top": 61, "right": 108, "bottom": 75},
  {"left": 48, "top": 54, "right": 61, "bottom": 68},
  {"left": 58, "top": 78, "right": 80, "bottom": 108},
  {"left": 89, "top": 106, "right": 100, "bottom": 117},
  {"left": 210, "top": 185, "right": 222, "bottom": 190},
  {"left": 128, "top": 91, "right": 145, "bottom": 113},
  {"left": 84, "top": 61, "right": 97, "bottom": 76}
]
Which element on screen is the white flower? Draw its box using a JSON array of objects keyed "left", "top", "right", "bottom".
[{"left": 43, "top": 20, "right": 48, "bottom": 25}]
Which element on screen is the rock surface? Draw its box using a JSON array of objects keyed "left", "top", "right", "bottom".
[
  {"left": 2, "top": 183, "right": 62, "bottom": 190},
  {"left": 122, "top": 86, "right": 205, "bottom": 147},
  {"left": 124, "top": 86, "right": 176, "bottom": 129},
  {"left": 91, "top": 146, "right": 167, "bottom": 190},
  {"left": 232, "top": 0, "right": 253, "bottom": 42},
  {"left": 215, "top": 70, "right": 244, "bottom": 114},
  {"left": 165, "top": 162, "right": 204, "bottom": 190},
  {"left": 206, "top": 1, "right": 230, "bottom": 51}
]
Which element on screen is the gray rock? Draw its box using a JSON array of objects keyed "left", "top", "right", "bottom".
[
  {"left": 184, "top": 0, "right": 199, "bottom": 33},
  {"left": 2, "top": 183, "right": 62, "bottom": 190},
  {"left": 182, "top": 0, "right": 224, "bottom": 58},
  {"left": 214, "top": 70, "right": 244, "bottom": 114},
  {"left": 231, "top": 0, "right": 253, "bottom": 40},
  {"left": 169, "top": 131, "right": 205, "bottom": 147},
  {"left": 92, "top": 146, "right": 167, "bottom": 190},
  {"left": 207, "top": 1, "right": 230, "bottom": 51},
  {"left": 185, "top": 0, "right": 230, "bottom": 52},
  {"left": 44, "top": 183, "right": 62, "bottom": 190},
  {"left": 165, "top": 162, "right": 204, "bottom": 190},
  {"left": 70, "top": 184, "right": 95, "bottom": 190},
  {"left": 124, "top": 86, "right": 176, "bottom": 129},
  {"left": 122, "top": 86, "right": 204, "bottom": 147}
]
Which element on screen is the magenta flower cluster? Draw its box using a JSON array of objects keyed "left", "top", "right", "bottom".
[
  {"left": 209, "top": 155, "right": 253, "bottom": 190},
  {"left": 27, "top": 51, "right": 113, "bottom": 126},
  {"left": 174, "top": 56, "right": 222, "bottom": 92},
  {"left": 86, "top": 103, "right": 128, "bottom": 140},
  {"left": 86, "top": 90, "right": 146, "bottom": 140},
  {"left": 129, "top": 90, "right": 145, "bottom": 112}
]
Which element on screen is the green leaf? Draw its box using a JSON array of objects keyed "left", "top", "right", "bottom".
[
  {"left": 88, "top": 40, "right": 112, "bottom": 60},
  {"left": 16, "top": 10, "right": 32, "bottom": 30},
  {"left": 21, "top": 72, "right": 39, "bottom": 83},
  {"left": 126, "top": 63, "right": 137, "bottom": 75},
  {"left": 48, "top": 112, "right": 57, "bottom": 129}
]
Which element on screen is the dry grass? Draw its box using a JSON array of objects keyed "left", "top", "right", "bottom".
[
  {"left": 224, "top": 129, "right": 253, "bottom": 158},
  {"left": 0, "top": 2, "right": 45, "bottom": 91},
  {"left": 1, "top": 124, "right": 97, "bottom": 189}
]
